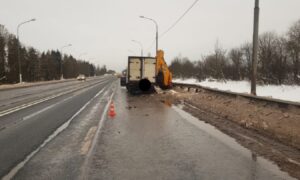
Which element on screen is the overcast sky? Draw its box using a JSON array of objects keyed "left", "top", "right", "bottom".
[{"left": 1, "top": 0, "right": 300, "bottom": 72}]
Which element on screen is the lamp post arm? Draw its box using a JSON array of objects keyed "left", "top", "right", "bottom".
[{"left": 140, "top": 16, "right": 158, "bottom": 56}]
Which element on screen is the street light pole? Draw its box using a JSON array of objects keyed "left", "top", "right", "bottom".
[
  {"left": 17, "top": 18, "right": 36, "bottom": 83},
  {"left": 251, "top": 0, "right": 260, "bottom": 95},
  {"left": 60, "top": 44, "right": 72, "bottom": 80},
  {"left": 139, "top": 16, "right": 158, "bottom": 57},
  {"left": 132, "top": 40, "right": 143, "bottom": 56}
]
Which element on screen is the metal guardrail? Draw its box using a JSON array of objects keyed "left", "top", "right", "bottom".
[{"left": 172, "top": 82, "right": 300, "bottom": 108}]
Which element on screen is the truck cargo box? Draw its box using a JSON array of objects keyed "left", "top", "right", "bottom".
[{"left": 126, "top": 56, "right": 156, "bottom": 93}]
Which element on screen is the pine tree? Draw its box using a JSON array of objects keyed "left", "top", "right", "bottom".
[
  {"left": 0, "top": 28, "right": 6, "bottom": 82},
  {"left": 7, "top": 35, "right": 18, "bottom": 83}
]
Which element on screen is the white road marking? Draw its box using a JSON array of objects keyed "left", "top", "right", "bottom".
[
  {"left": 80, "top": 83, "right": 116, "bottom": 156},
  {"left": 87, "top": 89, "right": 115, "bottom": 157},
  {"left": 80, "top": 126, "right": 97, "bottom": 155},
  {"left": 80, "top": 82, "right": 116, "bottom": 179},
  {"left": 22, "top": 96, "right": 73, "bottom": 121},
  {"left": 0, "top": 93, "right": 66, "bottom": 117},
  {"left": 0, "top": 80, "right": 108, "bottom": 117},
  {"left": 2, "top": 86, "right": 108, "bottom": 180}
]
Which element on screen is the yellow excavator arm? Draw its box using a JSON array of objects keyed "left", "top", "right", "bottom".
[{"left": 156, "top": 50, "right": 172, "bottom": 89}]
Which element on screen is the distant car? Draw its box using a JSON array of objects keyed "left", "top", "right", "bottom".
[{"left": 77, "top": 74, "right": 86, "bottom": 81}]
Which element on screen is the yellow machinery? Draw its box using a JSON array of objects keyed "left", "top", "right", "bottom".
[{"left": 156, "top": 50, "right": 172, "bottom": 89}]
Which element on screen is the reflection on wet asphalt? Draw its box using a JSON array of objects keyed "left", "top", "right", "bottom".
[
  {"left": 1, "top": 78, "right": 114, "bottom": 179},
  {"left": 87, "top": 87, "right": 295, "bottom": 180}
]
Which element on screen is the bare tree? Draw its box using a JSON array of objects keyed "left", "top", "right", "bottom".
[
  {"left": 258, "top": 32, "right": 279, "bottom": 83},
  {"left": 167, "top": 19, "right": 300, "bottom": 85},
  {"left": 241, "top": 42, "right": 252, "bottom": 80},
  {"left": 169, "top": 56, "right": 182, "bottom": 78},
  {"left": 286, "top": 19, "right": 300, "bottom": 84},
  {"left": 273, "top": 37, "right": 288, "bottom": 84},
  {"left": 213, "top": 41, "right": 227, "bottom": 80},
  {"left": 169, "top": 56, "right": 196, "bottom": 79},
  {"left": 229, "top": 48, "right": 243, "bottom": 80}
]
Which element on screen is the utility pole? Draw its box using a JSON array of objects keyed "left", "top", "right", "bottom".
[{"left": 251, "top": 0, "right": 260, "bottom": 95}]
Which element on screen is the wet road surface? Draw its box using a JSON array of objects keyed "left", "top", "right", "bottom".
[
  {"left": 84, "top": 86, "right": 295, "bottom": 180},
  {"left": 0, "top": 76, "right": 106, "bottom": 112},
  {"left": 0, "top": 76, "right": 114, "bottom": 178},
  {"left": 1, "top": 81, "right": 293, "bottom": 179}
]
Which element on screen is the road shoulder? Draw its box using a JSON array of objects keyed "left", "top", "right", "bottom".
[{"left": 157, "top": 87, "right": 300, "bottom": 179}]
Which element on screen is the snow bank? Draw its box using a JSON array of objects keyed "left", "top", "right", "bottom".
[{"left": 173, "top": 78, "right": 300, "bottom": 103}]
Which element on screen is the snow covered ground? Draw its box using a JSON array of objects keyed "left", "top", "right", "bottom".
[{"left": 173, "top": 78, "right": 300, "bottom": 103}]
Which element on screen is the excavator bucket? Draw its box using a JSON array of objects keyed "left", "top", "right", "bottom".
[{"left": 156, "top": 50, "right": 172, "bottom": 89}]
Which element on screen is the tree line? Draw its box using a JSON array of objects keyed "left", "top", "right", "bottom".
[
  {"left": 169, "top": 19, "right": 300, "bottom": 85},
  {"left": 0, "top": 25, "right": 107, "bottom": 84}
]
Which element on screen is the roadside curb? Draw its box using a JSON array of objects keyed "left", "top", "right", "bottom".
[
  {"left": 0, "top": 79, "right": 75, "bottom": 92},
  {"left": 0, "top": 77, "right": 99, "bottom": 92}
]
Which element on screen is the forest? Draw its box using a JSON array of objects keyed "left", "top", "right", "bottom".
[
  {"left": 169, "top": 19, "right": 300, "bottom": 85},
  {"left": 0, "top": 25, "right": 107, "bottom": 84}
]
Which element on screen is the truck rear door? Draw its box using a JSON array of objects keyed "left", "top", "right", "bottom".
[
  {"left": 144, "top": 58, "right": 156, "bottom": 83},
  {"left": 128, "top": 58, "right": 141, "bottom": 81}
]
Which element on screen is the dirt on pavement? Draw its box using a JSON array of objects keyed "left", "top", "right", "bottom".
[{"left": 156, "top": 87, "right": 300, "bottom": 179}]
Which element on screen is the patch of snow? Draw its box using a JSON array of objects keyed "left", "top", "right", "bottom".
[
  {"left": 169, "top": 89, "right": 177, "bottom": 95},
  {"left": 173, "top": 78, "right": 300, "bottom": 103}
]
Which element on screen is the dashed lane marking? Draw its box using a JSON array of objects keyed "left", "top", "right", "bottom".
[
  {"left": 1, "top": 85, "right": 108, "bottom": 180},
  {"left": 0, "top": 80, "right": 109, "bottom": 118}
]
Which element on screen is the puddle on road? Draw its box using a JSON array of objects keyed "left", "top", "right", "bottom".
[{"left": 172, "top": 105, "right": 296, "bottom": 180}]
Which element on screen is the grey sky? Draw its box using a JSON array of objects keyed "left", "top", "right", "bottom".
[{"left": 1, "top": 0, "right": 300, "bottom": 72}]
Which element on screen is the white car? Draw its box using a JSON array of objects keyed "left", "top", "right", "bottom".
[{"left": 77, "top": 74, "right": 86, "bottom": 81}]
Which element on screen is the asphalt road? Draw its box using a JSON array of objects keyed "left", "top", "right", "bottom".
[
  {"left": 0, "top": 75, "right": 115, "bottom": 178},
  {"left": 0, "top": 76, "right": 106, "bottom": 112},
  {"left": 0, "top": 77, "right": 296, "bottom": 180}
]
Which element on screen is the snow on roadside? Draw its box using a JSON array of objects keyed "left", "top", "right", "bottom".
[{"left": 173, "top": 78, "right": 300, "bottom": 103}]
